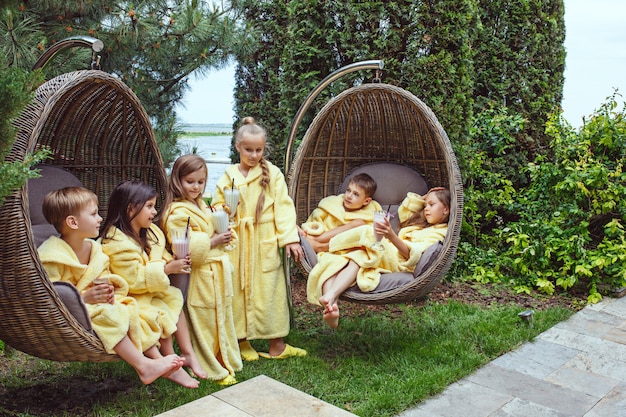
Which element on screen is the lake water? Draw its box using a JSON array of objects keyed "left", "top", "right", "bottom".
[{"left": 177, "top": 134, "right": 232, "bottom": 194}]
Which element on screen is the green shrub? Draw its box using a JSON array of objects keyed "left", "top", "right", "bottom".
[{"left": 457, "top": 94, "right": 626, "bottom": 303}]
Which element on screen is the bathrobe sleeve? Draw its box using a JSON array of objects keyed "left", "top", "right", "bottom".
[{"left": 269, "top": 165, "right": 300, "bottom": 248}]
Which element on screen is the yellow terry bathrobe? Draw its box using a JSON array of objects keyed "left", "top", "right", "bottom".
[
  {"left": 38, "top": 236, "right": 142, "bottom": 354},
  {"left": 300, "top": 194, "right": 382, "bottom": 236},
  {"left": 307, "top": 192, "right": 448, "bottom": 304},
  {"left": 101, "top": 224, "right": 183, "bottom": 351},
  {"left": 161, "top": 200, "right": 242, "bottom": 380},
  {"left": 214, "top": 162, "right": 300, "bottom": 340}
]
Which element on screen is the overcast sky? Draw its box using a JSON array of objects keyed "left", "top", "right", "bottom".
[{"left": 176, "top": 0, "right": 626, "bottom": 128}]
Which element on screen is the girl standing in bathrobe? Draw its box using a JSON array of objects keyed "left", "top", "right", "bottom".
[
  {"left": 100, "top": 180, "right": 206, "bottom": 388},
  {"left": 213, "top": 117, "right": 307, "bottom": 361},
  {"left": 161, "top": 154, "right": 242, "bottom": 386}
]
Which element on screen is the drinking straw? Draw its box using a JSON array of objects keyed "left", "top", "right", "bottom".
[
  {"left": 231, "top": 178, "right": 235, "bottom": 190},
  {"left": 185, "top": 217, "right": 190, "bottom": 239},
  {"left": 386, "top": 204, "right": 391, "bottom": 218}
]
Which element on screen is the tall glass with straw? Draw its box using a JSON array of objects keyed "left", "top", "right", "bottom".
[
  {"left": 205, "top": 191, "right": 233, "bottom": 250},
  {"left": 223, "top": 179, "right": 240, "bottom": 228}
]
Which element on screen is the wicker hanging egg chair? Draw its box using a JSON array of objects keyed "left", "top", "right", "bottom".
[
  {"left": 0, "top": 41, "right": 167, "bottom": 362},
  {"left": 285, "top": 60, "right": 463, "bottom": 305}
]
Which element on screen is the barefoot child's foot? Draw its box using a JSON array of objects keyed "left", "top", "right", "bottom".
[
  {"left": 166, "top": 367, "right": 200, "bottom": 388},
  {"left": 181, "top": 351, "right": 208, "bottom": 379},
  {"left": 137, "top": 354, "right": 183, "bottom": 385},
  {"left": 323, "top": 303, "right": 340, "bottom": 329}
]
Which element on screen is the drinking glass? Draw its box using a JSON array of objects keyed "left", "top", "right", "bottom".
[
  {"left": 371, "top": 210, "right": 387, "bottom": 250},
  {"left": 212, "top": 209, "right": 233, "bottom": 250},
  {"left": 171, "top": 227, "right": 191, "bottom": 267},
  {"left": 223, "top": 188, "right": 240, "bottom": 226}
]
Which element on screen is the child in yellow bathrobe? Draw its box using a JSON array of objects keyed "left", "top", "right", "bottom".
[
  {"left": 160, "top": 154, "right": 242, "bottom": 386},
  {"left": 213, "top": 116, "right": 307, "bottom": 361},
  {"left": 38, "top": 187, "right": 185, "bottom": 385},
  {"left": 99, "top": 180, "right": 207, "bottom": 388},
  {"left": 300, "top": 172, "right": 382, "bottom": 254},
  {"left": 309, "top": 187, "right": 450, "bottom": 328}
]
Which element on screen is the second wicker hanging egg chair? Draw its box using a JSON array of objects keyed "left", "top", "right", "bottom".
[{"left": 285, "top": 61, "right": 463, "bottom": 305}]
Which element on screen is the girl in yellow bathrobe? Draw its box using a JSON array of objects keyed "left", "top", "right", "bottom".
[
  {"left": 160, "top": 154, "right": 242, "bottom": 386},
  {"left": 213, "top": 117, "right": 307, "bottom": 361},
  {"left": 100, "top": 180, "right": 206, "bottom": 388},
  {"left": 39, "top": 187, "right": 184, "bottom": 385},
  {"left": 309, "top": 188, "right": 451, "bottom": 328}
]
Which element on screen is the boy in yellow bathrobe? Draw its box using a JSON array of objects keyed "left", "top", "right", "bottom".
[
  {"left": 38, "top": 187, "right": 185, "bottom": 385},
  {"left": 300, "top": 172, "right": 382, "bottom": 254}
]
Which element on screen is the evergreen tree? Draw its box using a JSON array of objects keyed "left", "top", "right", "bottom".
[
  {"left": 0, "top": 0, "right": 253, "bottom": 165},
  {"left": 232, "top": 0, "right": 477, "bottom": 169},
  {"left": 473, "top": 0, "right": 565, "bottom": 161}
]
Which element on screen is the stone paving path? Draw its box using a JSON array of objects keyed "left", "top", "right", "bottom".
[{"left": 398, "top": 294, "right": 626, "bottom": 417}]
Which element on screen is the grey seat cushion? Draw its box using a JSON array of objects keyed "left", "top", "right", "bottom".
[
  {"left": 28, "top": 164, "right": 83, "bottom": 247},
  {"left": 52, "top": 281, "right": 94, "bottom": 333}
]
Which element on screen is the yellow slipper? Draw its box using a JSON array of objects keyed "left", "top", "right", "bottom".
[
  {"left": 258, "top": 344, "right": 307, "bottom": 360},
  {"left": 239, "top": 340, "right": 259, "bottom": 361},
  {"left": 216, "top": 374, "right": 237, "bottom": 386}
]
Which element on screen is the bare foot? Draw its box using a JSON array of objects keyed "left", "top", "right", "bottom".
[
  {"left": 137, "top": 354, "right": 183, "bottom": 385},
  {"left": 319, "top": 294, "right": 335, "bottom": 311},
  {"left": 181, "top": 352, "right": 208, "bottom": 379},
  {"left": 166, "top": 367, "right": 200, "bottom": 389},
  {"left": 323, "top": 303, "right": 339, "bottom": 329}
]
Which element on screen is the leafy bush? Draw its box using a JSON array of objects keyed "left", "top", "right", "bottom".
[{"left": 455, "top": 94, "right": 626, "bottom": 303}]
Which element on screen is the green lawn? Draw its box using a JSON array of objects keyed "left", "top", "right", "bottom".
[{"left": 0, "top": 290, "right": 574, "bottom": 417}]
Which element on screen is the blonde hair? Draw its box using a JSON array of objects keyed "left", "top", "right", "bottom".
[
  {"left": 400, "top": 187, "right": 450, "bottom": 228},
  {"left": 162, "top": 154, "right": 207, "bottom": 216},
  {"left": 42, "top": 187, "right": 98, "bottom": 233},
  {"left": 235, "top": 116, "right": 270, "bottom": 224}
]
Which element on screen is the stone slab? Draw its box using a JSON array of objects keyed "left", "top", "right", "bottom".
[
  {"left": 491, "top": 339, "right": 578, "bottom": 379},
  {"left": 396, "top": 379, "right": 512, "bottom": 417},
  {"left": 466, "top": 363, "right": 599, "bottom": 416},
  {"left": 212, "top": 375, "right": 355, "bottom": 417},
  {"left": 154, "top": 375, "right": 355, "bottom": 417}
]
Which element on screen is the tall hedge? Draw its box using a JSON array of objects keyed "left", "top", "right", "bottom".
[{"left": 232, "top": 0, "right": 477, "bottom": 169}]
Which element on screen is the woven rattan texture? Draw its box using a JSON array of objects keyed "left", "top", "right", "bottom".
[
  {"left": 0, "top": 70, "right": 167, "bottom": 361},
  {"left": 287, "top": 83, "right": 463, "bottom": 304}
]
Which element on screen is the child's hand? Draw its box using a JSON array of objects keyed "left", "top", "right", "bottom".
[
  {"left": 166, "top": 255, "right": 191, "bottom": 275},
  {"left": 211, "top": 230, "right": 232, "bottom": 248},
  {"left": 374, "top": 217, "right": 393, "bottom": 238},
  {"left": 286, "top": 242, "right": 304, "bottom": 262},
  {"left": 83, "top": 282, "right": 114, "bottom": 304}
]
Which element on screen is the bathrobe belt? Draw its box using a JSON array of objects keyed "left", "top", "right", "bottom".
[{"left": 237, "top": 214, "right": 274, "bottom": 300}]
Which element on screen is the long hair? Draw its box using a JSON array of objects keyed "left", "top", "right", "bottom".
[
  {"left": 162, "top": 154, "right": 207, "bottom": 216},
  {"left": 235, "top": 116, "right": 270, "bottom": 224},
  {"left": 400, "top": 187, "right": 451, "bottom": 229},
  {"left": 99, "top": 180, "right": 159, "bottom": 255}
]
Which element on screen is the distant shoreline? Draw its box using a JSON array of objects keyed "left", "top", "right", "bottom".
[{"left": 180, "top": 123, "right": 232, "bottom": 135}]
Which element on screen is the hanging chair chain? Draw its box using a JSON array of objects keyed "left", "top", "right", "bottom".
[
  {"left": 373, "top": 68, "right": 382, "bottom": 83},
  {"left": 91, "top": 54, "right": 101, "bottom": 70}
]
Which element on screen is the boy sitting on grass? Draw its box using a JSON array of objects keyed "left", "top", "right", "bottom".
[
  {"left": 37, "top": 186, "right": 185, "bottom": 385},
  {"left": 300, "top": 173, "right": 382, "bottom": 254}
]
